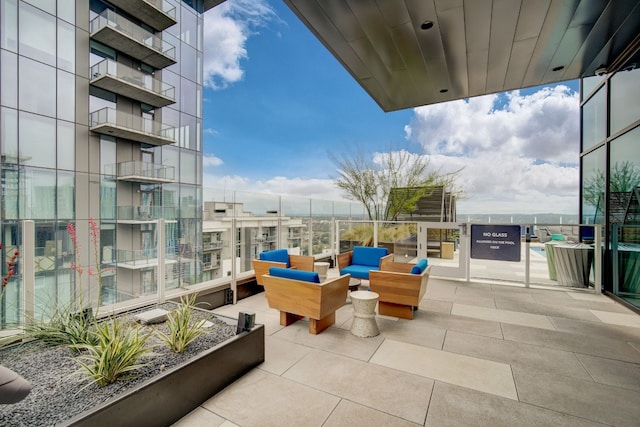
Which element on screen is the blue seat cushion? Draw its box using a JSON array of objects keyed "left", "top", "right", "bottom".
[
  {"left": 340, "top": 265, "right": 378, "bottom": 280},
  {"left": 351, "top": 246, "right": 389, "bottom": 267},
  {"left": 269, "top": 267, "right": 320, "bottom": 283},
  {"left": 410, "top": 258, "right": 428, "bottom": 274},
  {"left": 259, "top": 249, "right": 290, "bottom": 267}
]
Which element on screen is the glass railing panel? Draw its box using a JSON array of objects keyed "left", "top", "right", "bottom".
[
  {"left": 89, "top": 9, "right": 176, "bottom": 60},
  {"left": 89, "top": 107, "right": 176, "bottom": 141},
  {"left": 90, "top": 59, "right": 175, "bottom": 100},
  {"left": 116, "top": 205, "right": 178, "bottom": 221},
  {"left": 148, "top": 0, "right": 177, "bottom": 20}
]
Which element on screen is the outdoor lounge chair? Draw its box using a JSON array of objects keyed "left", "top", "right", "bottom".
[{"left": 251, "top": 248, "right": 314, "bottom": 285}]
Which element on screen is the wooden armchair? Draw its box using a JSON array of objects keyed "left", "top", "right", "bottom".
[
  {"left": 369, "top": 258, "right": 431, "bottom": 320},
  {"left": 336, "top": 246, "right": 393, "bottom": 280},
  {"left": 262, "top": 268, "right": 351, "bottom": 334},
  {"left": 251, "top": 249, "right": 314, "bottom": 286}
]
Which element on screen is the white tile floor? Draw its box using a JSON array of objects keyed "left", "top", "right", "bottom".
[{"left": 173, "top": 274, "right": 640, "bottom": 427}]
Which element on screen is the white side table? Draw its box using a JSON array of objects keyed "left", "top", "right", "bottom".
[
  {"left": 314, "top": 262, "right": 330, "bottom": 282},
  {"left": 350, "top": 291, "right": 379, "bottom": 337}
]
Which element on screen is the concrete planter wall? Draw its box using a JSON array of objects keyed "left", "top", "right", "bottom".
[{"left": 63, "top": 323, "right": 265, "bottom": 426}]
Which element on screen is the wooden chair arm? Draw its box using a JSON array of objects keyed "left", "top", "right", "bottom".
[
  {"left": 289, "top": 254, "right": 315, "bottom": 272},
  {"left": 252, "top": 259, "right": 287, "bottom": 286},
  {"left": 336, "top": 251, "right": 353, "bottom": 270}
]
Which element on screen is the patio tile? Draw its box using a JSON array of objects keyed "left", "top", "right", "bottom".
[
  {"left": 282, "top": 349, "right": 433, "bottom": 424},
  {"left": 272, "top": 319, "right": 383, "bottom": 361},
  {"left": 421, "top": 310, "right": 504, "bottom": 339},
  {"left": 502, "top": 323, "right": 640, "bottom": 363},
  {"left": 442, "top": 330, "right": 592, "bottom": 381},
  {"left": 549, "top": 316, "right": 640, "bottom": 346},
  {"left": 590, "top": 309, "right": 640, "bottom": 328},
  {"left": 576, "top": 353, "right": 640, "bottom": 392},
  {"left": 378, "top": 317, "right": 446, "bottom": 350},
  {"left": 260, "top": 335, "right": 312, "bottom": 376},
  {"left": 202, "top": 369, "right": 340, "bottom": 427},
  {"left": 171, "top": 407, "right": 227, "bottom": 427},
  {"left": 494, "top": 298, "right": 600, "bottom": 322},
  {"left": 530, "top": 294, "right": 631, "bottom": 313},
  {"left": 323, "top": 399, "right": 421, "bottom": 427},
  {"left": 452, "top": 303, "right": 556, "bottom": 330},
  {"left": 568, "top": 292, "right": 616, "bottom": 303},
  {"left": 370, "top": 339, "right": 518, "bottom": 400},
  {"left": 418, "top": 298, "right": 452, "bottom": 314},
  {"left": 513, "top": 364, "right": 640, "bottom": 427},
  {"left": 425, "top": 382, "right": 606, "bottom": 427}
]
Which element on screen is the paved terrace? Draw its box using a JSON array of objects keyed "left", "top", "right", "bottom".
[{"left": 174, "top": 271, "right": 640, "bottom": 427}]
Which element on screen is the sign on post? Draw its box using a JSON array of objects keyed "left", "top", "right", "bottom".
[{"left": 470, "top": 225, "right": 521, "bottom": 262}]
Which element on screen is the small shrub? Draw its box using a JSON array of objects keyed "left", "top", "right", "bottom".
[
  {"left": 24, "top": 306, "right": 99, "bottom": 348},
  {"left": 73, "top": 317, "right": 153, "bottom": 388},
  {"left": 156, "top": 294, "right": 207, "bottom": 353}
]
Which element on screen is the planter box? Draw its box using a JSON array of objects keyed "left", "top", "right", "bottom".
[{"left": 64, "top": 321, "right": 264, "bottom": 426}]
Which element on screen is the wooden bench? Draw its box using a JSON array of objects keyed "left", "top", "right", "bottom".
[
  {"left": 369, "top": 258, "right": 431, "bottom": 320},
  {"left": 251, "top": 249, "right": 314, "bottom": 286},
  {"left": 262, "top": 268, "right": 351, "bottom": 334}
]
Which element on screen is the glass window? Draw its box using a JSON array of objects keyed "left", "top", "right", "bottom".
[
  {"left": 1, "top": 50, "right": 18, "bottom": 107},
  {"left": 1, "top": 0, "right": 18, "bottom": 52},
  {"left": 19, "top": 111, "right": 56, "bottom": 168},
  {"left": 181, "top": 6, "right": 197, "bottom": 47},
  {"left": 19, "top": 2, "right": 56, "bottom": 65},
  {"left": 57, "top": 70, "right": 75, "bottom": 121},
  {"left": 58, "top": 0, "right": 75, "bottom": 24},
  {"left": 57, "top": 19, "right": 75, "bottom": 72},
  {"left": 163, "top": 183, "right": 179, "bottom": 211},
  {"left": 163, "top": 146, "right": 180, "bottom": 179},
  {"left": 181, "top": 78, "right": 197, "bottom": 116},
  {"left": 1, "top": 166, "right": 20, "bottom": 219},
  {"left": 180, "top": 149, "right": 196, "bottom": 184},
  {"left": 581, "top": 86, "right": 606, "bottom": 151},
  {"left": 181, "top": 43, "right": 197, "bottom": 83},
  {"left": 180, "top": 112, "right": 196, "bottom": 149},
  {"left": 1, "top": 107, "right": 18, "bottom": 163},
  {"left": 581, "top": 146, "right": 606, "bottom": 224},
  {"left": 101, "top": 177, "right": 116, "bottom": 219},
  {"left": 100, "top": 135, "right": 116, "bottom": 174},
  {"left": 57, "top": 120, "right": 75, "bottom": 170},
  {"left": 57, "top": 170, "right": 75, "bottom": 219},
  {"left": 163, "top": 32, "right": 181, "bottom": 75},
  {"left": 609, "top": 126, "right": 640, "bottom": 200},
  {"left": 162, "top": 70, "right": 180, "bottom": 107},
  {"left": 611, "top": 67, "right": 640, "bottom": 135},
  {"left": 19, "top": 56, "right": 56, "bottom": 117},
  {"left": 23, "top": 0, "right": 55, "bottom": 14},
  {"left": 21, "top": 167, "right": 56, "bottom": 219},
  {"left": 581, "top": 75, "right": 605, "bottom": 101}
]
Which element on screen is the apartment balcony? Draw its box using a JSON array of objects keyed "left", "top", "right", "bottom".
[
  {"left": 203, "top": 241, "right": 226, "bottom": 251},
  {"left": 89, "top": 9, "right": 176, "bottom": 69},
  {"left": 107, "top": 0, "right": 177, "bottom": 32},
  {"left": 115, "top": 248, "right": 177, "bottom": 270},
  {"left": 90, "top": 107, "right": 176, "bottom": 146},
  {"left": 105, "top": 160, "right": 175, "bottom": 184},
  {"left": 202, "top": 260, "right": 220, "bottom": 271},
  {"left": 116, "top": 205, "right": 178, "bottom": 223},
  {"left": 90, "top": 59, "right": 175, "bottom": 108}
]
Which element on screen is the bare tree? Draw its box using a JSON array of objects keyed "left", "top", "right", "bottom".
[{"left": 331, "top": 145, "right": 462, "bottom": 221}]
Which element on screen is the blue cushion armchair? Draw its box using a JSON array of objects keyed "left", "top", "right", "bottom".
[
  {"left": 336, "top": 246, "right": 393, "bottom": 280},
  {"left": 251, "top": 249, "right": 314, "bottom": 285}
]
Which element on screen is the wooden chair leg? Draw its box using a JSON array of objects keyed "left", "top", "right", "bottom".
[
  {"left": 378, "top": 301, "right": 414, "bottom": 320},
  {"left": 280, "top": 312, "right": 303, "bottom": 326},
  {"left": 309, "top": 312, "right": 336, "bottom": 334}
]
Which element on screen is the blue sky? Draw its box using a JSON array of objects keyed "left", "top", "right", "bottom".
[{"left": 201, "top": 0, "right": 581, "bottom": 214}]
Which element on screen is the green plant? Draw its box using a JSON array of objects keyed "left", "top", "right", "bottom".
[
  {"left": 73, "top": 317, "right": 153, "bottom": 388},
  {"left": 156, "top": 294, "right": 207, "bottom": 353},
  {"left": 24, "top": 305, "right": 99, "bottom": 348}
]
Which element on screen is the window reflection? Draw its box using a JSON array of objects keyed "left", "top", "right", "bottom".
[
  {"left": 19, "top": 56, "right": 56, "bottom": 117},
  {"left": 581, "top": 147, "right": 605, "bottom": 224},
  {"left": 582, "top": 86, "right": 606, "bottom": 150},
  {"left": 611, "top": 67, "right": 640, "bottom": 135},
  {"left": 19, "top": 1, "right": 56, "bottom": 65}
]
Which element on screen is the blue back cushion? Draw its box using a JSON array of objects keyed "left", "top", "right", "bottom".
[
  {"left": 269, "top": 267, "right": 320, "bottom": 283},
  {"left": 259, "top": 249, "right": 290, "bottom": 267},
  {"left": 351, "top": 246, "right": 389, "bottom": 267},
  {"left": 410, "top": 258, "right": 428, "bottom": 274}
]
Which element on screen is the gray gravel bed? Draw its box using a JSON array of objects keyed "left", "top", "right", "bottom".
[{"left": 0, "top": 304, "right": 236, "bottom": 426}]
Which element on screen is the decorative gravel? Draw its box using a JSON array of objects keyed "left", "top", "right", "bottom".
[{"left": 0, "top": 304, "right": 237, "bottom": 426}]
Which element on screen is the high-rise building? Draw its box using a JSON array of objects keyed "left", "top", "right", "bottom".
[{"left": 1, "top": 0, "right": 222, "bottom": 320}]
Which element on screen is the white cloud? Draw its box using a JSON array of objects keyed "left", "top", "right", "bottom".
[
  {"left": 204, "top": 128, "right": 218, "bottom": 136},
  {"left": 203, "top": 0, "right": 277, "bottom": 89},
  {"left": 203, "top": 154, "right": 224, "bottom": 167},
  {"left": 404, "top": 86, "right": 580, "bottom": 214}
]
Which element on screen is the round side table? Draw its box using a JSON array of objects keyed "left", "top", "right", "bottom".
[
  {"left": 314, "top": 261, "right": 330, "bottom": 282},
  {"left": 350, "top": 291, "right": 379, "bottom": 337}
]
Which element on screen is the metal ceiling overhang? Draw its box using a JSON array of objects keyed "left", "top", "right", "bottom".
[{"left": 283, "top": 0, "right": 640, "bottom": 112}]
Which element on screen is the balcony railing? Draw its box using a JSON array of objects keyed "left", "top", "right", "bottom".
[
  {"left": 105, "top": 160, "right": 175, "bottom": 183},
  {"left": 203, "top": 241, "right": 225, "bottom": 250},
  {"left": 116, "top": 205, "right": 178, "bottom": 222},
  {"left": 89, "top": 9, "right": 176, "bottom": 69},
  {"left": 116, "top": 248, "right": 177, "bottom": 269},
  {"left": 90, "top": 59, "right": 175, "bottom": 108},
  {"left": 90, "top": 107, "right": 176, "bottom": 146},
  {"left": 106, "top": 0, "right": 177, "bottom": 31}
]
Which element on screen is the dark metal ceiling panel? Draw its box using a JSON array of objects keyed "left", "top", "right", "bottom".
[{"left": 283, "top": 0, "right": 640, "bottom": 112}]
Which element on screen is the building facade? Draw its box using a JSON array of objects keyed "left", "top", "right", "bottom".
[
  {"left": 1, "top": 0, "right": 217, "bottom": 321},
  {"left": 581, "top": 54, "right": 640, "bottom": 310}
]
